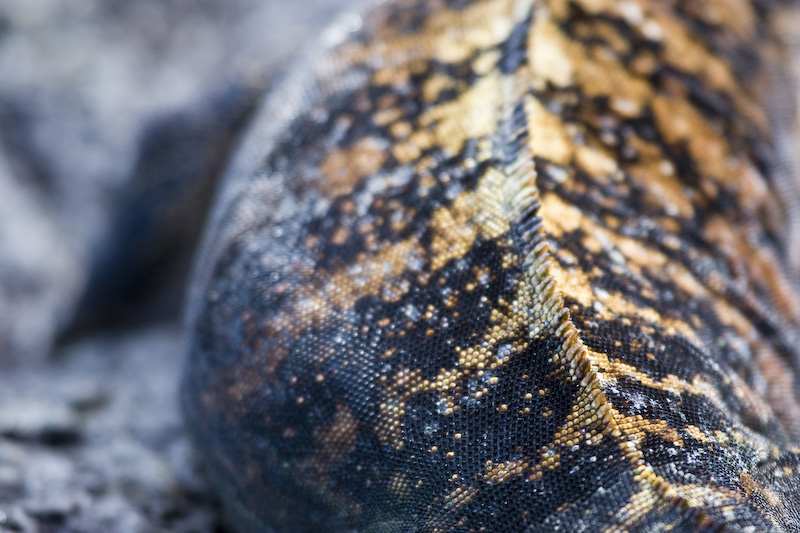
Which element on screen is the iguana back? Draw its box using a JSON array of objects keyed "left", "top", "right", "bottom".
[{"left": 182, "top": 1, "right": 800, "bottom": 531}]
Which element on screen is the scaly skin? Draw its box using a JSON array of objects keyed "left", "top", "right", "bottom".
[{"left": 182, "top": 0, "right": 800, "bottom": 531}]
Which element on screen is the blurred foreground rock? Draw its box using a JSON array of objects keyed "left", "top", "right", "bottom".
[{"left": 0, "top": 326, "right": 219, "bottom": 533}]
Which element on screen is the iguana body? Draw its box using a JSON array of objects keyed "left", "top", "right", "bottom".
[{"left": 182, "top": 0, "right": 800, "bottom": 531}]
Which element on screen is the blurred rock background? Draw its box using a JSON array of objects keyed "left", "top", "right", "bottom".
[{"left": 0, "top": 0, "right": 352, "bottom": 530}]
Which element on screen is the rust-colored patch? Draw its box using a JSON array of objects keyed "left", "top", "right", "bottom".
[
  {"left": 312, "top": 404, "right": 360, "bottom": 472},
  {"left": 320, "top": 137, "right": 388, "bottom": 197},
  {"left": 526, "top": 97, "right": 573, "bottom": 165}
]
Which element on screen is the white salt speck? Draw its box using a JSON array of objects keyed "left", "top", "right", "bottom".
[
  {"left": 642, "top": 20, "right": 663, "bottom": 41},
  {"left": 618, "top": 1, "right": 643, "bottom": 24}
]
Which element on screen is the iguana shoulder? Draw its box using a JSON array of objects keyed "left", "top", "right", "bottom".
[{"left": 182, "top": 1, "right": 800, "bottom": 531}]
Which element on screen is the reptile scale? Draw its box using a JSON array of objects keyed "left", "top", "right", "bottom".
[{"left": 181, "top": 0, "right": 800, "bottom": 531}]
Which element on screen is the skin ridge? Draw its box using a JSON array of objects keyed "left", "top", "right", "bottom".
[
  {"left": 501, "top": 104, "right": 724, "bottom": 532},
  {"left": 182, "top": 0, "right": 800, "bottom": 531},
  {"left": 495, "top": 24, "right": 734, "bottom": 532}
]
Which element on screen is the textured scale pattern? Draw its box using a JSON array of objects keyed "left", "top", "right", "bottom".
[{"left": 182, "top": 0, "right": 800, "bottom": 531}]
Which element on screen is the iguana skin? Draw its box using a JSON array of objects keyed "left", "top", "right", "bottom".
[{"left": 181, "top": 0, "right": 800, "bottom": 531}]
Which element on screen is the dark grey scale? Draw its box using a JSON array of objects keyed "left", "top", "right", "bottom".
[
  {"left": 415, "top": 59, "right": 485, "bottom": 97},
  {"left": 497, "top": 12, "right": 532, "bottom": 75},
  {"left": 306, "top": 145, "right": 490, "bottom": 271},
  {"left": 542, "top": 161, "right": 792, "bottom": 361},
  {"left": 568, "top": 312, "right": 710, "bottom": 383},
  {"left": 531, "top": 451, "right": 650, "bottom": 529},
  {"left": 672, "top": 0, "right": 767, "bottom": 73},
  {"left": 559, "top": 2, "right": 662, "bottom": 59},
  {"left": 573, "top": 302, "right": 796, "bottom": 446},
  {"left": 541, "top": 490, "right": 688, "bottom": 533},
  {"left": 449, "top": 444, "right": 630, "bottom": 530},
  {"left": 756, "top": 453, "right": 800, "bottom": 531},
  {"left": 363, "top": 241, "right": 515, "bottom": 376},
  {"left": 535, "top": 165, "right": 641, "bottom": 226},
  {"left": 375, "top": 0, "right": 442, "bottom": 36},
  {"left": 263, "top": 94, "right": 370, "bottom": 183}
]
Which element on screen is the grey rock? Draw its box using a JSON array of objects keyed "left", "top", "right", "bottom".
[
  {"left": 21, "top": 496, "right": 77, "bottom": 521},
  {"left": 0, "top": 0, "right": 354, "bottom": 363},
  {"left": 0, "top": 326, "right": 222, "bottom": 531},
  {"left": 0, "top": 505, "right": 39, "bottom": 533},
  {"left": 0, "top": 399, "right": 81, "bottom": 444}
]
